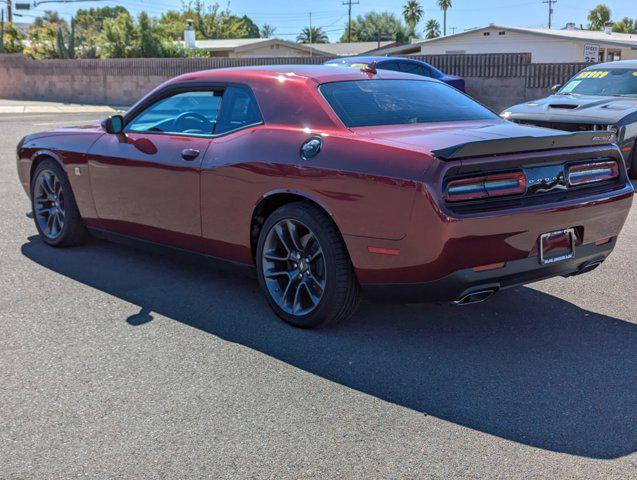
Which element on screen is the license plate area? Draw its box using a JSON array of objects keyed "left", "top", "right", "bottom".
[{"left": 539, "top": 228, "right": 575, "bottom": 265}]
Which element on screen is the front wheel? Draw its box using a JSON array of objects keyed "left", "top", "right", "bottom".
[
  {"left": 256, "top": 202, "right": 360, "bottom": 328},
  {"left": 31, "top": 159, "right": 88, "bottom": 247}
]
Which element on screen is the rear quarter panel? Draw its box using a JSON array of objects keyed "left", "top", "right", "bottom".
[{"left": 200, "top": 126, "right": 435, "bottom": 264}]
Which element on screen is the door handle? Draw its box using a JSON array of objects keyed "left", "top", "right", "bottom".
[{"left": 181, "top": 148, "right": 200, "bottom": 161}]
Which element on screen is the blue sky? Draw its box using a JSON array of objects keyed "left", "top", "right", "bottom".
[{"left": 9, "top": 0, "right": 637, "bottom": 42}]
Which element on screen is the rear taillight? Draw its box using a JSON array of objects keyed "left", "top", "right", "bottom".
[
  {"left": 445, "top": 172, "right": 526, "bottom": 202},
  {"left": 567, "top": 161, "right": 619, "bottom": 186}
]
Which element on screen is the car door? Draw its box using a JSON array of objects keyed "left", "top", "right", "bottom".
[
  {"left": 88, "top": 88, "right": 222, "bottom": 250},
  {"left": 200, "top": 85, "right": 265, "bottom": 262}
]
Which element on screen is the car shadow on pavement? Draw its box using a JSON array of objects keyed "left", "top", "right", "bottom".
[{"left": 21, "top": 235, "right": 637, "bottom": 460}]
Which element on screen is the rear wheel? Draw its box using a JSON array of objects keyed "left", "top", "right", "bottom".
[
  {"left": 256, "top": 202, "right": 360, "bottom": 328},
  {"left": 31, "top": 159, "right": 88, "bottom": 247}
]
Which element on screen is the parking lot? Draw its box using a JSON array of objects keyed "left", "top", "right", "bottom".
[{"left": 0, "top": 108, "right": 635, "bottom": 478}]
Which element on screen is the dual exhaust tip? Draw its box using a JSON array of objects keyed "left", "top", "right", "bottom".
[
  {"left": 453, "top": 288, "right": 498, "bottom": 306},
  {"left": 453, "top": 259, "right": 604, "bottom": 306}
]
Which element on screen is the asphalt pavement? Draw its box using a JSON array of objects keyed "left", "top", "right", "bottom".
[{"left": 0, "top": 106, "right": 635, "bottom": 479}]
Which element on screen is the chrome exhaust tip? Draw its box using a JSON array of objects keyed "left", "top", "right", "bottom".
[
  {"left": 453, "top": 288, "right": 498, "bottom": 306},
  {"left": 577, "top": 260, "right": 603, "bottom": 275}
]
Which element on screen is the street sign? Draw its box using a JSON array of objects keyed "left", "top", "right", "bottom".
[
  {"left": 584, "top": 44, "right": 600, "bottom": 63},
  {"left": 15, "top": 3, "right": 33, "bottom": 10}
]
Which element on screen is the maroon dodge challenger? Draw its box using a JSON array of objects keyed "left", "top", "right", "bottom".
[{"left": 17, "top": 66, "right": 634, "bottom": 328}]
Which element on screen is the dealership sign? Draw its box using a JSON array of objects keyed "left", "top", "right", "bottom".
[{"left": 584, "top": 44, "right": 600, "bottom": 63}]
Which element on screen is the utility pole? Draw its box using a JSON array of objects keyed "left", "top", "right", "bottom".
[
  {"left": 309, "top": 12, "right": 312, "bottom": 57},
  {"left": 542, "top": 0, "right": 557, "bottom": 29},
  {"left": 342, "top": 0, "right": 359, "bottom": 43},
  {"left": 450, "top": 26, "right": 457, "bottom": 34},
  {"left": 1, "top": 8, "right": 4, "bottom": 54},
  {"left": 6, "top": 0, "right": 11, "bottom": 23}
]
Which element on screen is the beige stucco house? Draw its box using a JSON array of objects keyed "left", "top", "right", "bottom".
[
  {"left": 385, "top": 24, "right": 637, "bottom": 63},
  {"left": 193, "top": 38, "right": 397, "bottom": 58}
]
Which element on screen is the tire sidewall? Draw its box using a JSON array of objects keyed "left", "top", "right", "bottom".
[
  {"left": 31, "top": 160, "right": 77, "bottom": 247},
  {"left": 256, "top": 204, "right": 345, "bottom": 328}
]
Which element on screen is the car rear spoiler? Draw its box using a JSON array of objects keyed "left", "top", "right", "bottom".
[{"left": 431, "top": 131, "right": 615, "bottom": 160}]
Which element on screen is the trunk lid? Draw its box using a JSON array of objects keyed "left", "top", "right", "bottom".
[{"left": 350, "top": 119, "right": 614, "bottom": 160}]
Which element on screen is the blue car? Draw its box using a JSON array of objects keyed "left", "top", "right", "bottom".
[{"left": 324, "top": 56, "right": 466, "bottom": 92}]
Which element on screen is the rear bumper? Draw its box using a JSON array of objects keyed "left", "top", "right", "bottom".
[{"left": 362, "top": 239, "right": 616, "bottom": 304}]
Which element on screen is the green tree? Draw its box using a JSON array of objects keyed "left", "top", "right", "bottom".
[
  {"left": 403, "top": 0, "right": 424, "bottom": 33},
  {"left": 612, "top": 17, "right": 636, "bottom": 33},
  {"left": 437, "top": 0, "right": 452, "bottom": 36},
  {"left": 136, "top": 11, "right": 164, "bottom": 57},
  {"left": 587, "top": 4, "right": 611, "bottom": 31},
  {"left": 240, "top": 15, "right": 260, "bottom": 37},
  {"left": 424, "top": 19, "right": 440, "bottom": 39},
  {"left": 26, "top": 13, "right": 68, "bottom": 59},
  {"left": 73, "top": 6, "right": 129, "bottom": 58},
  {"left": 56, "top": 18, "right": 76, "bottom": 59},
  {"left": 157, "top": 1, "right": 257, "bottom": 40},
  {"left": 33, "top": 10, "right": 65, "bottom": 28},
  {"left": 260, "top": 23, "right": 276, "bottom": 38},
  {"left": 297, "top": 26, "right": 328, "bottom": 43},
  {"left": 340, "top": 11, "right": 411, "bottom": 43},
  {"left": 1, "top": 23, "right": 25, "bottom": 54},
  {"left": 100, "top": 11, "right": 136, "bottom": 58}
]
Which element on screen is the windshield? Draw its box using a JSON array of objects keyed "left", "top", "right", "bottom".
[
  {"left": 558, "top": 68, "right": 637, "bottom": 96},
  {"left": 320, "top": 79, "right": 497, "bottom": 128}
]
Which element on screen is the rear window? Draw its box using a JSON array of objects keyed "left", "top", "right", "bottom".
[{"left": 320, "top": 79, "right": 497, "bottom": 127}]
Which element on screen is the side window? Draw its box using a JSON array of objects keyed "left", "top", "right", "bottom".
[
  {"left": 379, "top": 61, "right": 400, "bottom": 72},
  {"left": 399, "top": 62, "right": 431, "bottom": 77},
  {"left": 126, "top": 90, "right": 222, "bottom": 136},
  {"left": 215, "top": 86, "right": 263, "bottom": 135}
]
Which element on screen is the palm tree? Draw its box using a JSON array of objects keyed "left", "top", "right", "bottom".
[
  {"left": 587, "top": 4, "right": 611, "bottom": 31},
  {"left": 437, "top": 0, "right": 452, "bottom": 36},
  {"left": 424, "top": 19, "right": 440, "bottom": 39},
  {"left": 297, "top": 26, "right": 328, "bottom": 44},
  {"left": 260, "top": 24, "right": 276, "bottom": 38},
  {"left": 402, "top": 0, "right": 424, "bottom": 33}
]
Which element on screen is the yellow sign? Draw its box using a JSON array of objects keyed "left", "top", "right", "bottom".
[{"left": 577, "top": 71, "right": 609, "bottom": 79}]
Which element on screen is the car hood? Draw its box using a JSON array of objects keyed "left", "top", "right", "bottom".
[
  {"left": 504, "top": 94, "right": 637, "bottom": 124},
  {"left": 350, "top": 119, "right": 569, "bottom": 156},
  {"left": 23, "top": 123, "right": 104, "bottom": 142}
]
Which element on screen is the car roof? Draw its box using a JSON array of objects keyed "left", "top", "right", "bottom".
[
  {"left": 325, "top": 55, "right": 433, "bottom": 65},
  {"left": 169, "top": 64, "right": 429, "bottom": 85},
  {"left": 587, "top": 59, "right": 637, "bottom": 69},
  {"left": 324, "top": 56, "right": 445, "bottom": 75}
]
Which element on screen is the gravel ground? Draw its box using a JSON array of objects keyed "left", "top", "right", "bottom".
[{"left": 0, "top": 110, "right": 635, "bottom": 479}]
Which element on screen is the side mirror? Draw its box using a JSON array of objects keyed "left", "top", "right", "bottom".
[
  {"left": 550, "top": 84, "right": 562, "bottom": 94},
  {"left": 101, "top": 115, "right": 124, "bottom": 134}
]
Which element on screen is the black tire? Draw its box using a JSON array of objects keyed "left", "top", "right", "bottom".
[
  {"left": 256, "top": 202, "right": 360, "bottom": 328},
  {"left": 629, "top": 140, "right": 637, "bottom": 180},
  {"left": 31, "top": 159, "right": 89, "bottom": 247}
]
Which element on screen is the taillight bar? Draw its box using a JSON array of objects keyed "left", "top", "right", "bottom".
[
  {"left": 445, "top": 172, "right": 526, "bottom": 202},
  {"left": 567, "top": 161, "right": 619, "bottom": 186}
]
